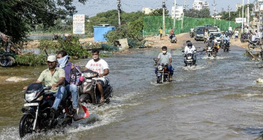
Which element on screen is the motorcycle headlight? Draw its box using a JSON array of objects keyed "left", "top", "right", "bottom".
[
  {"left": 158, "top": 65, "right": 163, "bottom": 71},
  {"left": 25, "top": 91, "right": 37, "bottom": 102},
  {"left": 187, "top": 56, "right": 192, "bottom": 59}
]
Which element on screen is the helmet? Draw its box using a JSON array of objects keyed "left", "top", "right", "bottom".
[{"left": 187, "top": 42, "right": 192, "bottom": 46}]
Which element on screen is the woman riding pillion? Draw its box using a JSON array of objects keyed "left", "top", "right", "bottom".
[{"left": 154, "top": 46, "right": 174, "bottom": 81}]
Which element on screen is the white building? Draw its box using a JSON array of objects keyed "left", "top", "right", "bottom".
[
  {"left": 192, "top": 0, "right": 209, "bottom": 11},
  {"left": 171, "top": 6, "right": 184, "bottom": 19},
  {"left": 142, "top": 7, "right": 153, "bottom": 15}
]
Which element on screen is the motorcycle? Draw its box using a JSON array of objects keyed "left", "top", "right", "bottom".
[
  {"left": 248, "top": 40, "right": 261, "bottom": 50},
  {"left": 79, "top": 71, "right": 113, "bottom": 104},
  {"left": 207, "top": 46, "right": 217, "bottom": 57},
  {"left": 169, "top": 34, "right": 177, "bottom": 43},
  {"left": 154, "top": 59, "right": 170, "bottom": 84},
  {"left": 240, "top": 33, "right": 250, "bottom": 42},
  {"left": 185, "top": 53, "right": 195, "bottom": 66},
  {"left": 221, "top": 40, "right": 230, "bottom": 52},
  {"left": 19, "top": 83, "right": 73, "bottom": 138}
]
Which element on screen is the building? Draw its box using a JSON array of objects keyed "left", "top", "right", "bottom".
[
  {"left": 192, "top": 0, "right": 209, "bottom": 11},
  {"left": 171, "top": 6, "right": 184, "bottom": 19},
  {"left": 142, "top": 7, "right": 153, "bottom": 15},
  {"left": 93, "top": 25, "right": 115, "bottom": 42}
]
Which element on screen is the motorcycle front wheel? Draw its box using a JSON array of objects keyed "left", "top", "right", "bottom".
[{"left": 19, "top": 114, "right": 35, "bottom": 138}]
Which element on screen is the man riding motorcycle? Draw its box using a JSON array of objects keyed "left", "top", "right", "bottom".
[
  {"left": 83, "top": 49, "right": 109, "bottom": 103},
  {"left": 184, "top": 41, "right": 197, "bottom": 66},
  {"left": 154, "top": 46, "right": 174, "bottom": 81},
  {"left": 206, "top": 37, "right": 217, "bottom": 52},
  {"left": 25, "top": 55, "right": 66, "bottom": 119}
]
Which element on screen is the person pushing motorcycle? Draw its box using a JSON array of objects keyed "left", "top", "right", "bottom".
[{"left": 154, "top": 46, "right": 174, "bottom": 81}]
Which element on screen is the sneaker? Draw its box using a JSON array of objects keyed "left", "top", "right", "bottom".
[
  {"left": 50, "top": 108, "right": 58, "bottom": 119},
  {"left": 68, "top": 108, "right": 77, "bottom": 118}
]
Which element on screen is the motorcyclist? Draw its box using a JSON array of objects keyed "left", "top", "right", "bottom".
[
  {"left": 83, "top": 49, "right": 109, "bottom": 103},
  {"left": 206, "top": 37, "right": 216, "bottom": 52},
  {"left": 184, "top": 41, "right": 197, "bottom": 66},
  {"left": 56, "top": 50, "right": 80, "bottom": 117},
  {"left": 29, "top": 55, "right": 65, "bottom": 118},
  {"left": 154, "top": 46, "right": 174, "bottom": 81}
]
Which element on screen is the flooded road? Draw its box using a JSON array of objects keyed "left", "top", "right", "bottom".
[{"left": 1, "top": 40, "right": 263, "bottom": 140}]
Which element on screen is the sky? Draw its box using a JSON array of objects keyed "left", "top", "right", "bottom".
[{"left": 74, "top": 0, "right": 255, "bottom": 17}]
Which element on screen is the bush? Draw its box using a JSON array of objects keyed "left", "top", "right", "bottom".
[{"left": 15, "top": 53, "right": 46, "bottom": 66}]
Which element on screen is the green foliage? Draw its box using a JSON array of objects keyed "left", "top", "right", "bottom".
[
  {"left": 148, "top": 8, "right": 169, "bottom": 16},
  {"left": 105, "top": 17, "right": 144, "bottom": 47},
  {"left": 184, "top": 8, "right": 210, "bottom": 18},
  {"left": 86, "top": 10, "right": 145, "bottom": 33},
  {"left": 0, "top": 0, "right": 87, "bottom": 43},
  {"left": 58, "top": 36, "right": 87, "bottom": 58},
  {"left": 219, "top": 4, "right": 254, "bottom": 21},
  {"left": 38, "top": 36, "right": 88, "bottom": 58},
  {"left": 15, "top": 53, "right": 46, "bottom": 66}
]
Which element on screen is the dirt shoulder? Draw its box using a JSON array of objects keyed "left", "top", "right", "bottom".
[{"left": 144, "top": 33, "right": 189, "bottom": 49}]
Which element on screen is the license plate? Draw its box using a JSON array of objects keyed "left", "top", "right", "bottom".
[{"left": 24, "top": 103, "right": 39, "bottom": 107}]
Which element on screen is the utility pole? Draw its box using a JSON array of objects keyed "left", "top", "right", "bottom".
[
  {"left": 173, "top": 0, "right": 177, "bottom": 31},
  {"left": 257, "top": 0, "right": 261, "bottom": 34},
  {"left": 162, "top": 0, "right": 166, "bottom": 37},
  {"left": 242, "top": 0, "right": 244, "bottom": 33},
  {"left": 117, "top": 0, "right": 121, "bottom": 27},
  {"left": 247, "top": 0, "right": 250, "bottom": 27},
  {"left": 212, "top": 0, "right": 217, "bottom": 26},
  {"left": 228, "top": 5, "right": 231, "bottom": 28}
]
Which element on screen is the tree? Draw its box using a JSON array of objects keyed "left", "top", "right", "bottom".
[
  {"left": 148, "top": 8, "right": 169, "bottom": 16},
  {"left": 218, "top": 4, "right": 254, "bottom": 21},
  {"left": 184, "top": 8, "right": 210, "bottom": 18},
  {"left": 0, "top": 0, "right": 86, "bottom": 43}
]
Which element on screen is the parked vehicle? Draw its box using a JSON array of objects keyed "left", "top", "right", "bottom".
[
  {"left": 194, "top": 26, "right": 205, "bottom": 41},
  {"left": 240, "top": 33, "right": 250, "bottom": 42},
  {"left": 169, "top": 34, "right": 177, "bottom": 43}
]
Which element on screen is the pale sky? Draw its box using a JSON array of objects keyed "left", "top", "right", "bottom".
[{"left": 74, "top": 0, "right": 254, "bottom": 17}]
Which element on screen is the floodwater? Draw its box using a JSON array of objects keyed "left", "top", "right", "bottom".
[{"left": 1, "top": 41, "right": 263, "bottom": 140}]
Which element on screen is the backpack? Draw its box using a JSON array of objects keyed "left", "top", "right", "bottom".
[{"left": 69, "top": 65, "right": 82, "bottom": 85}]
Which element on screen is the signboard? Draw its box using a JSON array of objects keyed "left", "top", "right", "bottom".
[
  {"left": 73, "top": 14, "right": 85, "bottom": 34},
  {"left": 235, "top": 18, "right": 246, "bottom": 23}
]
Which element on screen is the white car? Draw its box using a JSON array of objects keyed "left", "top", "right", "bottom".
[{"left": 209, "top": 32, "right": 222, "bottom": 45}]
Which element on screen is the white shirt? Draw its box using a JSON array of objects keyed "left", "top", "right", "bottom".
[
  {"left": 252, "top": 35, "right": 256, "bottom": 41},
  {"left": 85, "top": 59, "right": 109, "bottom": 75},
  {"left": 190, "top": 28, "right": 194, "bottom": 32},
  {"left": 184, "top": 45, "right": 196, "bottom": 54},
  {"left": 235, "top": 31, "right": 239, "bottom": 36}
]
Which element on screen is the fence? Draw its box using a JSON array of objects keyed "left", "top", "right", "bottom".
[{"left": 143, "top": 16, "right": 241, "bottom": 36}]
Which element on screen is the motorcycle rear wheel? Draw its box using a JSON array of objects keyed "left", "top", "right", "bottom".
[{"left": 19, "top": 114, "right": 35, "bottom": 138}]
